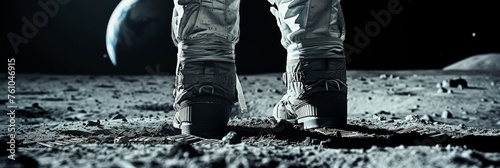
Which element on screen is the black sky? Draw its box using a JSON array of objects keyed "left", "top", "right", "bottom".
[{"left": 2, "top": 0, "right": 499, "bottom": 75}]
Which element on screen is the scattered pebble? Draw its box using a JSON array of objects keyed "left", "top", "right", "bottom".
[
  {"left": 436, "top": 83, "right": 442, "bottom": 88},
  {"left": 441, "top": 110, "right": 453, "bottom": 119},
  {"left": 442, "top": 78, "right": 468, "bottom": 88},
  {"left": 166, "top": 142, "right": 202, "bottom": 158},
  {"left": 405, "top": 115, "right": 419, "bottom": 121},
  {"left": 491, "top": 81, "right": 496, "bottom": 87},
  {"left": 496, "top": 121, "right": 500, "bottom": 125},
  {"left": 221, "top": 131, "right": 241, "bottom": 145},
  {"left": 373, "top": 114, "right": 386, "bottom": 121},
  {"left": 114, "top": 136, "right": 130, "bottom": 146},
  {"left": 86, "top": 120, "right": 101, "bottom": 127},
  {"left": 375, "top": 111, "right": 391, "bottom": 115},
  {"left": 420, "top": 115, "right": 434, "bottom": 122},
  {"left": 458, "top": 124, "right": 466, "bottom": 129},
  {"left": 379, "top": 74, "right": 388, "bottom": 79},
  {"left": 437, "top": 87, "right": 447, "bottom": 93},
  {"left": 480, "top": 98, "right": 487, "bottom": 102},
  {"left": 32, "top": 102, "right": 40, "bottom": 108},
  {"left": 67, "top": 107, "right": 75, "bottom": 111},
  {"left": 269, "top": 89, "right": 281, "bottom": 94},
  {"left": 447, "top": 89, "right": 453, "bottom": 94}
]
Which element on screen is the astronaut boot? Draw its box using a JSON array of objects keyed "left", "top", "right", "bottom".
[
  {"left": 172, "top": 59, "right": 237, "bottom": 138},
  {"left": 269, "top": 0, "right": 348, "bottom": 129},
  {"left": 273, "top": 58, "right": 348, "bottom": 129},
  {"left": 171, "top": 0, "right": 241, "bottom": 138}
]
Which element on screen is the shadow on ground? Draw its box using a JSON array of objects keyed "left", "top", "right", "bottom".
[{"left": 229, "top": 121, "right": 500, "bottom": 153}]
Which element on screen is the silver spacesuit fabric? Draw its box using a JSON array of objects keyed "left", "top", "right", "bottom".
[
  {"left": 268, "top": 0, "right": 347, "bottom": 107},
  {"left": 171, "top": 0, "right": 241, "bottom": 108},
  {"left": 171, "top": 0, "right": 346, "bottom": 107},
  {"left": 171, "top": 0, "right": 240, "bottom": 56},
  {"left": 268, "top": 0, "right": 346, "bottom": 60}
]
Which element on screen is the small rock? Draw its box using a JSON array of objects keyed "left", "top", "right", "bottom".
[
  {"left": 491, "top": 81, "right": 496, "bottom": 87},
  {"left": 480, "top": 98, "right": 487, "bottom": 102},
  {"left": 112, "top": 114, "right": 127, "bottom": 120},
  {"left": 166, "top": 142, "right": 202, "bottom": 158},
  {"left": 496, "top": 121, "right": 500, "bottom": 125},
  {"left": 458, "top": 124, "right": 466, "bottom": 129},
  {"left": 86, "top": 120, "right": 101, "bottom": 127},
  {"left": 443, "top": 78, "right": 468, "bottom": 88},
  {"left": 436, "top": 82, "right": 442, "bottom": 88},
  {"left": 320, "top": 139, "right": 331, "bottom": 146},
  {"left": 437, "top": 87, "right": 447, "bottom": 93},
  {"left": 336, "top": 131, "right": 342, "bottom": 138},
  {"left": 269, "top": 89, "right": 280, "bottom": 94},
  {"left": 256, "top": 88, "right": 263, "bottom": 93},
  {"left": 67, "top": 106, "right": 75, "bottom": 111},
  {"left": 114, "top": 136, "right": 130, "bottom": 146},
  {"left": 375, "top": 111, "right": 391, "bottom": 115},
  {"left": 373, "top": 114, "right": 386, "bottom": 121},
  {"left": 441, "top": 80, "right": 450, "bottom": 88},
  {"left": 221, "top": 131, "right": 241, "bottom": 145},
  {"left": 447, "top": 89, "right": 453, "bottom": 94},
  {"left": 441, "top": 110, "right": 453, "bottom": 119},
  {"left": 379, "top": 74, "right": 388, "bottom": 79},
  {"left": 420, "top": 115, "right": 434, "bottom": 122},
  {"left": 405, "top": 115, "right": 419, "bottom": 121}
]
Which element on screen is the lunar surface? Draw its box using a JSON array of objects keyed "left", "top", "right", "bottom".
[{"left": 1, "top": 70, "right": 500, "bottom": 167}]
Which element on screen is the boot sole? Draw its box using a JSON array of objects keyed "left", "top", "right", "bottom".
[
  {"left": 177, "top": 98, "right": 231, "bottom": 139},
  {"left": 296, "top": 93, "right": 347, "bottom": 129}
]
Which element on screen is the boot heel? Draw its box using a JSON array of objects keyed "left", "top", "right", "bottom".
[
  {"left": 298, "top": 117, "right": 347, "bottom": 129},
  {"left": 296, "top": 93, "right": 347, "bottom": 129},
  {"left": 177, "top": 96, "right": 232, "bottom": 139}
]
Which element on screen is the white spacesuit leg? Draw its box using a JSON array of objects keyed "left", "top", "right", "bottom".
[
  {"left": 171, "top": 0, "right": 241, "bottom": 137},
  {"left": 270, "top": 0, "right": 348, "bottom": 128}
]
